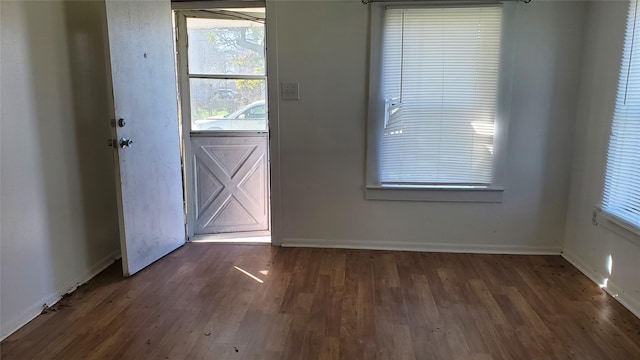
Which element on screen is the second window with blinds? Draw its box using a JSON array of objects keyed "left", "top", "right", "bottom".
[
  {"left": 366, "top": 3, "right": 508, "bottom": 202},
  {"left": 600, "top": 0, "right": 640, "bottom": 233}
]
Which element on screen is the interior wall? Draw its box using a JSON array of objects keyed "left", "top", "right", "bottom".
[
  {"left": 563, "top": 1, "right": 640, "bottom": 318},
  {"left": 0, "top": 0, "right": 120, "bottom": 340},
  {"left": 271, "top": 0, "right": 587, "bottom": 252}
]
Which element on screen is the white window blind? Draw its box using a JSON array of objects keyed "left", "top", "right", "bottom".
[
  {"left": 380, "top": 6, "right": 503, "bottom": 185},
  {"left": 603, "top": 0, "right": 640, "bottom": 229}
]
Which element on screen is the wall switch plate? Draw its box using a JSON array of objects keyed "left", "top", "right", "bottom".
[{"left": 281, "top": 82, "right": 300, "bottom": 100}]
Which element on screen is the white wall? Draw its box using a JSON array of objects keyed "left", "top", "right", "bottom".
[
  {"left": 0, "top": 0, "right": 120, "bottom": 340},
  {"left": 272, "top": 0, "right": 587, "bottom": 253},
  {"left": 563, "top": 1, "right": 640, "bottom": 318}
]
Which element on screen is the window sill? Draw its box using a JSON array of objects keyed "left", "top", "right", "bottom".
[
  {"left": 365, "top": 185, "right": 504, "bottom": 203},
  {"left": 595, "top": 206, "right": 640, "bottom": 245}
]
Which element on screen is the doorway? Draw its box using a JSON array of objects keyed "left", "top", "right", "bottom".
[{"left": 175, "top": 7, "right": 270, "bottom": 243}]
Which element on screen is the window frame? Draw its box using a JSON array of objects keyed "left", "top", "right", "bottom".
[
  {"left": 365, "top": 2, "right": 516, "bottom": 202},
  {"left": 178, "top": 10, "right": 268, "bottom": 134}
]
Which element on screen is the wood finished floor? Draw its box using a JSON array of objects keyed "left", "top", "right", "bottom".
[{"left": 2, "top": 244, "right": 640, "bottom": 360}]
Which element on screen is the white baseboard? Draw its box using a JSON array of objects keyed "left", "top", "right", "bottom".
[
  {"left": 281, "top": 238, "right": 562, "bottom": 255},
  {"left": 0, "top": 250, "right": 121, "bottom": 341},
  {"left": 562, "top": 250, "right": 640, "bottom": 319}
]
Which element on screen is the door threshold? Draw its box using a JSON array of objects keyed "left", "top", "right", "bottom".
[{"left": 190, "top": 232, "right": 271, "bottom": 244}]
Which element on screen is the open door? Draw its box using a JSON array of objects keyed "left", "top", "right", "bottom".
[{"left": 105, "top": 0, "right": 185, "bottom": 276}]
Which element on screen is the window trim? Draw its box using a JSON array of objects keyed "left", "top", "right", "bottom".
[
  {"left": 595, "top": 206, "right": 640, "bottom": 245},
  {"left": 365, "top": 185, "right": 504, "bottom": 202},
  {"left": 365, "top": 3, "right": 516, "bottom": 202}
]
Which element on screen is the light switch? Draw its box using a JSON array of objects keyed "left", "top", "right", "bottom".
[{"left": 281, "top": 82, "right": 300, "bottom": 100}]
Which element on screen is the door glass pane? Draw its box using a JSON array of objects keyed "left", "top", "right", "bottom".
[
  {"left": 190, "top": 78, "right": 267, "bottom": 131},
  {"left": 187, "top": 17, "right": 265, "bottom": 76}
]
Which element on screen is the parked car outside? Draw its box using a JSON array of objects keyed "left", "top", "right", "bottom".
[{"left": 194, "top": 100, "right": 266, "bottom": 131}]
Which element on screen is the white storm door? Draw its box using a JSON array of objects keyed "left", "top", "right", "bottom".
[
  {"left": 192, "top": 136, "right": 269, "bottom": 234},
  {"left": 105, "top": 0, "right": 185, "bottom": 276}
]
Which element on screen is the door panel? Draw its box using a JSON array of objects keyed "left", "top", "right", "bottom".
[
  {"left": 192, "top": 136, "right": 269, "bottom": 234},
  {"left": 105, "top": 0, "right": 185, "bottom": 276}
]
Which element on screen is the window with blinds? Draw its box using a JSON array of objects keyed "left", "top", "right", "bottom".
[
  {"left": 379, "top": 6, "right": 503, "bottom": 185},
  {"left": 603, "top": 0, "right": 640, "bottom": 229}
]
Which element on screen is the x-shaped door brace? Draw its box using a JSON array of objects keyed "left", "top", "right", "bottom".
[{"left": 193, "top": 138, "right": 268, "bottom": 233}]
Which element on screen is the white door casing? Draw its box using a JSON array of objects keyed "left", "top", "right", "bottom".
[
  {"left": 192, "top": 136, "right": 269, "bottom": 234},
  {"left": 175, "top": 10, "right": 271, "bottom": 238},
  {"left": 105, "top": 0, "right": 185, "bottom": 276}
]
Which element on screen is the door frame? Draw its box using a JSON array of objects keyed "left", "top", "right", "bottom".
[{"left": 173, "top": 2, "right": 282, "bottom": 244}]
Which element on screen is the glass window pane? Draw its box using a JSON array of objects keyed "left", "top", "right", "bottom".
[
  {"left": 190, "top": 78, "right": 267, "bottom": 131},
  {"left": 187, "top": 17, "right": 265, "bottom": 76}
]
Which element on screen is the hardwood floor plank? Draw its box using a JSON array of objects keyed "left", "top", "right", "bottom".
[{"left": 3, "top": 244, "right": 640, "bottom": 359}]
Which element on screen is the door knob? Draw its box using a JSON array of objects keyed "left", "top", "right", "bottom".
[{"left": 119, "top": 138, "right": 133, "bottom": 148}]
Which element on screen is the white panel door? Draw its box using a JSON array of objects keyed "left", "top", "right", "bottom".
[
  {"left": 105, "top": 0, "right": 185, "bottom": 276},
  {"left": 192, "top": 136, "right": 269, "bottom": 234}
]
